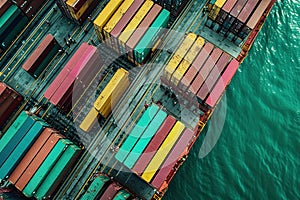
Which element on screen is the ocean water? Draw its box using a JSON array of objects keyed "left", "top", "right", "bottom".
[{"left": 165, "top": 0, "right": 300, "bottom": 199}]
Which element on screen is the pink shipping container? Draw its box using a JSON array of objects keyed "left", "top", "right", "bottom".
[
  {"left": 99, "top": 182, "right": 121, "bottom": 200},
  {"left": 205, "top": 59, "right": 239, "bottom": 107},
  {"left": 44, "top": 43, "right": 89, "bottom": 100},
  {"left": 230, "top": 0, "right": 248, "bottom": 18},
  {"left": 151, "top": 129, "right": 194, "bottom": 190},
  {"left": 237, "top": 0, "right": 259, "bottom": 23},
  {"left": 197, "top": 52, "right": 231, "bottom": 101},
  {"left": 188, "top": 48, "right": 222, "bottom": 95},
  {"left": 132, "top": 116, "right": 176, "bottom": 175},
  {"left": 222, "top": 0, "right": 238, "bottom": 13},
  {"left": 247, "top": 0, "right": 271, "bottom": 29}
]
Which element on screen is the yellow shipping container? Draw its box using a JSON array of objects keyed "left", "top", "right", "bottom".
[
  {"left": 171, "top": 37, "right": 205, "bottom": 86},
  {"left": 94, "top": 0, "right": 124, "bottom": 40},
  {"left": 67, "top": 0, "right": 94, "bottom": 20},
  {"left": 94, "top": 68, "right": 130, "bottom": 118},
  {"left": 118, "top": 0, "right": 154, "bottom": 53},
  {"left": 80, "top": 108, "right": 99, "bottom": 132},
  {"left": 209, "top": 0, "right": 226, "bottom": 20},
  {"left": 163, "top": 33, "right": 197, "bottom": 81},
  {"left": 141, "top": 121, "right": 185, "bottom": 182}
]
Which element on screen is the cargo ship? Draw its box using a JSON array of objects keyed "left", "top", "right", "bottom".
[{"left": 0, "top": 0, "right": 276, "bottom": 199}]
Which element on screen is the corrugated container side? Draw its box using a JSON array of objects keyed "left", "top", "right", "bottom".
[
  {"left": 110, "top": 0, "right": 145, "bottom": 51},
  {"left": 188, "top": 48, "right": 222, "bottom": 95},
  {"left": 126, "top": 4, "right": 162, "bottom": 61},
  {"left": 115, "top": 105, "right": 159, "bottom": 163},
  {"left": 21, "top": 139, "right": 70, "bottom": 197},
  {"left": 132, "top": 115, "right": 176, "bottom": 174},
  {"left": 99, "top": 182, "right": 121, "bottom": 200},
  {"left": 79, "top": 108, "right": 99, "bottom": 132},
  {"left": 0, "top": 121, "right": 48, "bottom": 180},
  {"left": 8, "top": 128, "right": 55, "bottom": 184},
  {"left": 151, "top": 129, "right": 194, "bottom": 189},
  {"left": 230, "top": 0, "right": 248, "bottom": 18},
  {"left": 34, "top": 144, "right": 81, "bottom": 199},
  {"left": 0, "top": 0, "right": 11, "bottom": 17},
  {"left": 197, "top": 53, "right": 231, "bottom": 101},
  {"left": 205, "top": 59, "right": 239, "bottom": 107},
  {"left": 44, "top": 43, "right": 89, "bottom": 100},
  {"left": 0, "top": 5, "right": 21, "bottom": 37},
  {"left": 141, "top": 121, "right": 185, "bottom": 182},
  {"left": 222, "top": 0, "right": 237, "bottom": 13},
  {"left": 123, "top": 109, "right": 167, "bottom": 168},
  {"left": 15, "top": 134, "right": 63, "bottom": 191},
  {"left": 113, "top": 189, "right": 131, "bottom": 200},
  {"left": 247, "top": 0, "right": 271, "bottom": 29},
  {"left": 80, "top": 176, "right": 110, "bottom": 200},
  {"left": 237, "top": 0, "right": 259, "bottom": 23},
  {"left": 0, "top": 115, "right": 37, "bottom": 169}
]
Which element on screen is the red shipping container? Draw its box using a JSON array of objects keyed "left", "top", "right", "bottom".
[
  {"left": 205, "top": 59, "right": 239, "bottom": 107},
  {"left": 151, "top": 129, "right": 194, "bottom": 189},
  {"left": 132, "top": 116, "right": 176, "bottom": 175},
  {"left": 14, "top": 0, "right": 48, "bottom": 19},
  {"left": 230, "top": 0, "right": 248, "bottom": 18},
  {"left": 99, "top": 182, "right": 121, "bottom": 200},
  {"left": 238, "top": 0, "right": 259, "bottom": 23}
]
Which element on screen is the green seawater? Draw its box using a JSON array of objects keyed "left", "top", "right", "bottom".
[{"left": 165, "top": 0, "right": 300, "bottom": 199}]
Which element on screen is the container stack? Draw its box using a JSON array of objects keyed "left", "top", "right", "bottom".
[
  {"left": 152, "top": 0, "right": 189, "bottom": 18},
  {"left": 161, "top": 33, "right": 240, "bottom": 111},
  {"left": 80, "top": 68, "right": 130, "bottom": 132},
  {"left": 115, "top": 104, "right": 196, "bottom": 192},
  {"left": 56, "top": 0, "right": 100, "bottom": 24},
  {"left": 22, "top": 34, "right": 60, "bottom": 78},
  {"left": 0, "top": 111, "right": 81, "bottom": 199},
  {"left": 0, "top": 82, "right": 23, "bottom": 129},
  {"left": 44, "top": 43, "right": 102, "bottom": 112},
  {"left": 0, "top": 1, "right": 28, "bottom": 52},
  {"left": 206, "top": 0, "right": 272, "bottom": 46},
  {"left": 13, "top": 0, "right": 48, "bottom": 19},
  {"left": 94, "top": 0, "right": 170, "bottom": 65}
]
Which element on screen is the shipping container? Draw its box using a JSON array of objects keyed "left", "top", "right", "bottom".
[
  {"left": 123, "top": 109, "right": 167, "bottom": 168},
  {"left": 80, "top": 175, "right": 110, "bottom": 200},
  {"left": 15, "top": 133, "right": 64, "bottom": 191},
  {"left": 103, "top": 0, "right": 134, "bottom": 43},
  {"left": 118, "top": 0, "right": 154, "bottom": 54},
  {"left": 21, "top": 139, "right": 70, "bottom": 197},
  {"left": 8, "top": 128, "right": 56, "bottom": 184},
  {"left": 0, "top": 111, "right": 28, "bottom": 152},
  {"left": 197, "top": 52, "right": 231, "bottom": 101},
  {"left": 113, "top": 190, "right": 131, "bottom": 200},
  {"left": 238, "top": 0, "right": 259, "bottom": 23},
  {"left": 66, "top": 0, "right": 95, "bottom": 20},
  {"left": 0, "top": 5, "right": 21, "bottom": 37},
  {"left": 99, "top": 182, "right": 121, "bottom": 200},
  {"left": 94, "top": 68, "right": 130, "bottom": 118},
  {"left": 126, "top": 4, "right": 162, "bottom": 61},
  {"left": 188, "top": 47, "right": 222, "bottom": 95},
  {"left": 151, "top": 129, "right": 194, "bottom": 189},
  {"left": 134, "top": 8, "right": 170, "bottom": 64},
  {"left": 208, "top": 0, "right": 226, "bottom": 20},
  {"left": 22, "top": 34, "right": 60, "bottom": 77},
  {"left": 230, "top": 0, "right": 248, "bottom": 17},
  {"left": 34, "top": 144, "right": 81, "bottom": 199},
  {"left": 94, "top": 0, "right": 124, "bottom": 40},
  {"left": 163, "top": 33, "right": 197, "bottom": 81},
  {"left": 0, "top": 0, "right": 11, "bottom": 17},
  {"left": 171, "top": 37, "right": 205, "bottom": 86},
  {"left": 222, "top": 0, "right": 237, "bottom": 13},
  {"left": 79, "top": 108, "right": 99, "bottom": 132},
  {"left": 132, "top": 115, "right": 176, "bottom": 174},
  {"left": 0, "top": 121, "right": 48, "bottom": 181},
  {"left": 180, "top": 42, "right": 214, "bottom": 92},
  {"left": 0, "top": 114, "right": 40, "bottom": 169},
  {"left": 247, "top": 0, "right": 271, "bottom": 29},
  {"left": 44, "top": 43, "right": 89, "bottom": 100},
  {"left": 205, "top": 59, "right": 239, "bottom": 107},
  {"left": 141, "top": 121, "right": 185, "bottom": 182},
  {"left": 14, "top": 0, "right": 48, "bottom": 19},
  {"left": 110, "top": 0, "right": 145, "bottom": 51},
  {"left": 115, "top": 104, "right": 159, "bottom": 163}
]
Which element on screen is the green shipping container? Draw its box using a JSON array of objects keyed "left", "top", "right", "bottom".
[
  {"left": 34, "top": 144, "right": 81, "bottom": 199},
  {"left": 0, "top": 111, "right": 28, "bottom": 152},
  {"left": 0, "top": 121, "right": 48, "bottom": 180},
  {"left": 115, "top": 105, "right": 159, "bottom": 163},
  {"left": 123, "top": 109, "right": 167, "bottom": 168},
  {"left": 22, "top": 139, "right": 71, "bottom": 197},
  {"left": 113, "top": 190, "right": 131, "bottom": 200},
  {"left": 134, "top": 9, "right": 170, "bottom": 64},
  {"left": 80, "top": 176, "right": 110, "bottom": 200},
  {"left": 0, "top": 4, "right": 21, "bottom": 36},
  {"left": 0, "top": 114, "right": 40, "bottom": 168}
]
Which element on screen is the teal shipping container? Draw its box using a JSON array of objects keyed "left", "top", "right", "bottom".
[
  {"left": 0, "top": 121, "right": 48, "bottom": 180},
  {"left": 80, "top": 175, "right": 110, "bottom": 200},
  {"left": 115, "top": 105, "right": 159, "bottom": 163},
  {"left": 113, "top": 190, "right": 131, "bottom": 200},
  {"left": 22, "top": 139, "right": 71, "bottom": 197},
  {"left": 35, "top": 144, "right": 81, "bottom": 199},
  {"left": 134, "top": 9, "right": 170, "bottom": 64},
  {"left": 123, "top": 109, "right": 167, "bottom": 168}
]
